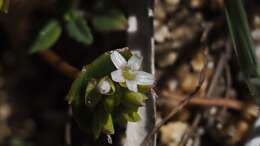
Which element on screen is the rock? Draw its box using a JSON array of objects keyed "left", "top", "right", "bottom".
[
  {"left": 170, "top": 26, "right": 195, "bottom": 43},
  {"left": 165, "top": 0, "right": 180, "bottom": 6},
  {"left": 180, "top": 73, "right": 199, "bottom": 93},
  {"left": 155, "top": 25, "right": 171, "bottom": 43},
  {"left": 155, "top": 2, "right": 166, "bottom": 20},
  {"left": 0, "top": 104, "right": 11, "bottom": 121},
  {"left": 167, "top": 79, "right": 178, "bottom": 92},
  {"left": 191, "top": 52, "right": 204, "bottom": 72},
  {"left": 158, "top": 52, "right": 178, "bottom": 68},
  {"left": 228, "top": 120, "right": 249, "bottom": 144},
  {"left": 160, "top": 122, "right": 188, "bottom": 145},
  {"left": 190, "top": 0, "right": 205, "bottom": 9}
]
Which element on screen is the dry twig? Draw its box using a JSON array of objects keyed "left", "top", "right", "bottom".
[{"left": 160, "top": 90, "right": 246, "bottom": 111}]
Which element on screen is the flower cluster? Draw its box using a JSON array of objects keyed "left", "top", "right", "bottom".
[{"left": 68, "top": 48, "right": 155, "bottom": 141}]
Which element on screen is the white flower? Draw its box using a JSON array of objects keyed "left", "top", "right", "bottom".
[{"left": 110, "top": 51, "right": 154, "bottom": 92}]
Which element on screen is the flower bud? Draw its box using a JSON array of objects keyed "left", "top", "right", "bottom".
[
  {"left": 103, "top": 97, "right": 115, "bottom": 112},
  {"left": 122, "top": 91, "right": 148, "bottom": 107},
  {"left": 103, "top": 114, "right": 115, "bottom": 135},
  {"left": 97, "top": 77, "right": 115, "bottom": 95}
]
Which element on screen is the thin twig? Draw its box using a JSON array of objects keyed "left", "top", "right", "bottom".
[
  {"left": 206, "top": 53, "right": 227, "bottom": 97},
  {"left": 39, "top": 50, "right": 80, "bottom": 78},
  {"left": 180, "top": 114, "right": 201, "bottom": 146},
  {"left": 224, "top": 64, "right": 232, "bottom": 97},
  {"left": 160, "top": 90, "right": 245, "bottom": 111}
]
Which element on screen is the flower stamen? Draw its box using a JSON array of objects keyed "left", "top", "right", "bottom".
[{"left": 122, "top": 67, "right": 136, "bottom": 80}]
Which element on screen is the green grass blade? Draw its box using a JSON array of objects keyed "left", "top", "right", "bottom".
[
  {"left": 224, "top": 0, "right": 257, "bottom": 77},
  {"left": 224, "top": 0, "right": 260, "bottom": 103}
]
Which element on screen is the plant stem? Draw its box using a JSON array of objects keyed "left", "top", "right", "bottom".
[{"left": 39, "top": 50, "right": 80, "bottom": 78}]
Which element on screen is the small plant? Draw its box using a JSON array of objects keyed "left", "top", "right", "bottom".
[
  {"left": 29, "top": 0, "right": 127, "bottom": 54},
  {"left": 67, "top": 47, "right": 154, "bottom": 141}
]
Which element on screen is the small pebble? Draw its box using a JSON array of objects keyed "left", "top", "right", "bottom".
[
  {"left": 155, "top": 25, "right": 171, "bottom": 43},
  {"left": 155, "top": 3, "right": 166, "bottom": 20},
  {"left": 167, "top": 79, "right": 178, "bottom": 91},
  {"left": 180, "top": 74, "right": 199, "bottom": 93},
  {"left": 191, "top": 52, "right": 205, "bottom": 72},
  {"left": 165, "top": 0, "right": 180, "bottom": 6},
  {"left": 158, "top": 52, "right": 178, "bottom": 67},
  {"left": 190, "top": 0, "right": 205, "bottom": 9},
  {"left": 0, "top": 104, "right": 11, "bottom": 120},
  {"left": 160, "top": 122, "right": 188, "bottom": 145}
]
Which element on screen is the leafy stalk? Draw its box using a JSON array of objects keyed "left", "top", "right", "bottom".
[{"left": 224, "top": 0, "right": 260, "bottom": 103}]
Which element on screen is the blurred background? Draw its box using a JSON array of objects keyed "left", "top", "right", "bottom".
[{"left": 1, "top": 0, "right": 260, "bottom": 146}]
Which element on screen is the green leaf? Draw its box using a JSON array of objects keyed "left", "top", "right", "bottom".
[
  {"left": 92, "top": 10, "right": 127, "bottom": 32},
  {"left": 224, "top": 0, "right": 260, "bottom": 103},
  {"left": 0, "top": 0, "right": 9, "bottom": 13},
  {"left": 30, "top": 20, "right": 62, "bottom": 53},
  {"left": 64, "top": 9, "right": 93, "bottom": 45}
]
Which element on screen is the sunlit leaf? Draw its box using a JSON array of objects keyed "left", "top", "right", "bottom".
[
  {"left": 92, "top": 10, "right": 127, "bottom": 32},
  {"left": 30, "top": 20, "right": 62, "bottom": 53},
  {"left": 0, "top": 0, "right": 9, "bottom": 13},
  {"left": 64, "top": 9, "right": 93, "bottom": 45}
]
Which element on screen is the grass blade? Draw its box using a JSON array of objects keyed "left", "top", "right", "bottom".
[{"left": 224, "top": 0, "right": 260, "bottom": 103}]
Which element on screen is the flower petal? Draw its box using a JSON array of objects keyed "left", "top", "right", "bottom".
[
  {"left": 127, "top": 54, "right": 143, "bottom": 70},
  {"left": 111, "top": 70, "right": 125, "bottom": 82},
  {"left": 136, "top": 71, "right": 154, "bottom": 85},
  {"left": 110, "top": 51, "right": 127, "bottom": 69},
  {"left": 126, "top": 80, "right": 138, "bottom": 92}
]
